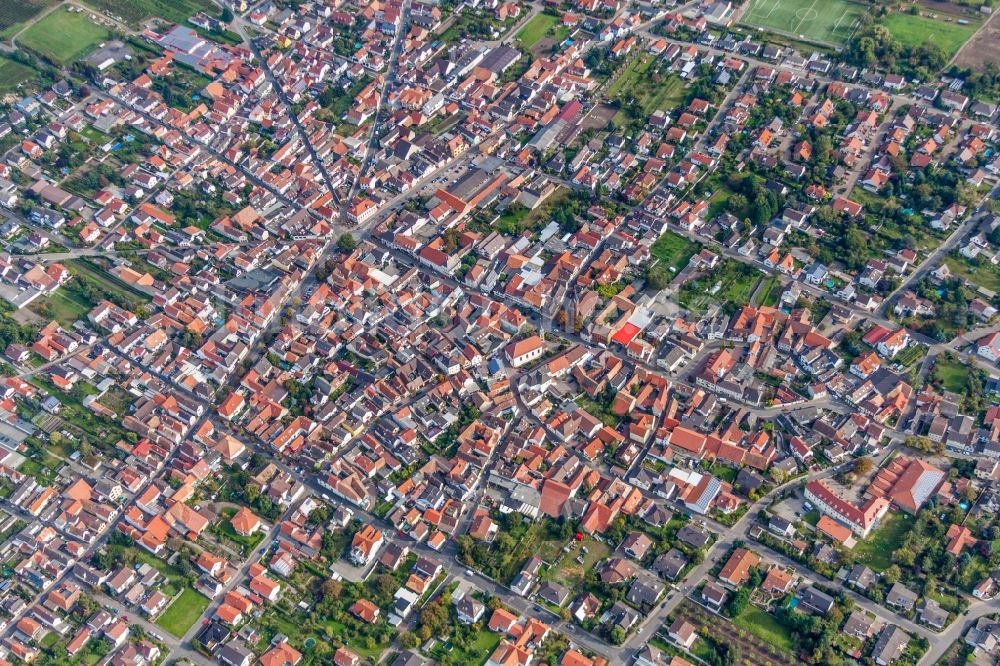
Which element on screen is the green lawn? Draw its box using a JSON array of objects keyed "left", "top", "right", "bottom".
[
  {"left": 151, "top": 63, "right": 212, "bottom": 112},
  {"left": 741, "top": 0, "right": 869, "bottom": 46},
  {"left": 0, "top": 56, "right": 33, "bottom": 91},
  {"left": 933, "top": 358, "right": 970, "bottom": 393},
  {"left": 710, "top": 463, "right": 737, "bottom": 484},
  {"left": 156, "top": 588, "right": 210, "bottom": 637},
  {"left": 852, "top": 512, "right": 914, "bottom": 572},
  {"left": 651, "top": 231, "right": 699, "bottom": 272},
  {"left": 19, "top": 9, "right": 109, "bottom": 63},
  {"left": 756, "top": 275, "right": 781, "bottom": 307},
  {"left": 881, "top": 12, "right": 978, "bottom": 59},
  {"left": 734, "top": 607, "right": 796, "bottom": 653},
  {"left": 576, "top": 395, "right": 620, "bottom": 428},
  {"left": 430, "top": 628, "right": 502, "bottom": 665},
  {"left": 517, "top": 12, "right": 558, "bottom": 48}
]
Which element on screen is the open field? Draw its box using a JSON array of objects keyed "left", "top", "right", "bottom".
[
  {"left": 489, "top": 186, "right": 575, "bottom": 236},
  {"left": 29, "top": 282, "right": 93, "bottom": 327},
  {"left": 651, "top": 231, "right": 700, "bottom": 272},
  {"left": 517, "top": 12, "right": 558, "bottom": 48},
  {"left": 953, "top": 10, "right": 1000, "bottom": 72},
  {"left": 933, "top": 357, "right": 971, "bottom": 393},
  {"left": 0, "top": 57, "right": 34, "bottom": 91},
  {"left": 80, "top": 0, "right": 217, "bottom": 27},
  {"left": 881, "top": 12, "right": 979, "bottom": 60},
  {"left": 0, "top": 0, "right": 56, "bottom": 39},
  {"left": 157, "top": 588, "right": 210, "bottom": 637},
  {"left": 944, "top": 257, "right": 1000, "bottom": 293},
  {"left": 580, "top": 103, "right": 617, "bottom": 131},
  {"left": 608, "top": 55, "right": 686, "bottom": 128},
  {"left": 852, "top": 512, "right": 914, "bottom": 572},
  {"left": 672, "top": 599, "right": 797, "bottom": 665},
  {"left": 547, "top": 536, "right": 609, "bottom": 590},
  {"left": 741, "top": 0, "right": 868, "bottom": 46},
  {"left": 19, "top": 9, "right": 109, "bottom": 63},
  {"left": 734, "top": 607, "right": 796, "bottom": 653}
]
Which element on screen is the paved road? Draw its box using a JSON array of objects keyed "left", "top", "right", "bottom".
[{"left": 877, "top": 201, "right": 993, "bottom": 318}]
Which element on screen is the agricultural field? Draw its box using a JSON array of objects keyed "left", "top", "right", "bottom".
[
  {"left": 19, "top": 8, "right": 109, "bottom": 63},
  {"left": 0, "top": 56, "right": 33, "bottom": 91},
  {"left": 0, "top": 0, "right": 56, "bottom": 40},
  {"left": 953, "top": 9, "right": 1000, "bottom": 72},
  {"left": 881, "top": 11, "right": 979, "bottom": 59},
  {"left": 741, "top": 0, "right": 868, "bottom": 46},
  {"left": 671, "top": 599, "right": 796, "bottom": 665},
  {"left": 80, "top": 0, "right": 216, "bottom": 27}
]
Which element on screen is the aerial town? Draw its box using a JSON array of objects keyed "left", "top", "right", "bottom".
[{"left": 0, "top": 0, "right": 996, "bottom": 664}]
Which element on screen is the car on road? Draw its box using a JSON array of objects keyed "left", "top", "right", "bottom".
[{"left": 465, "top": 569, "right": 474, "bottom": 576}]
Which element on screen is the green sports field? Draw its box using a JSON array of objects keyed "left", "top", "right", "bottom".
[
  {"left": 741, "top": 0, "right": 869, "bottom": 46},
  {"left": 19, "top": 9, "right": 109, "bottom": 63}
]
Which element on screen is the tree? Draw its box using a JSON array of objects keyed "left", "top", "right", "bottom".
[
  {"left": 373, "top": 573, "right": 396, "bottom": 598},
  {"left": 336, "top": 233, "right": 356, "bottom": 252},
  {"left": 221, "top": 6, "right": 234, "bottom": 22},
  {"left": 322, "top": 579, "right": 342, "bottom": 601},
  {"left": 645, "top": 264, "right": 670, "bottom": 290},
  {"left": 853, "top": 457, "right": 874, "bottom": 478},
  {"left": 883, "top": 565, "right": 901, "bottom": 584},
  {"left": 725, "top": 586, "right": 750, "bottom": 618}
]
